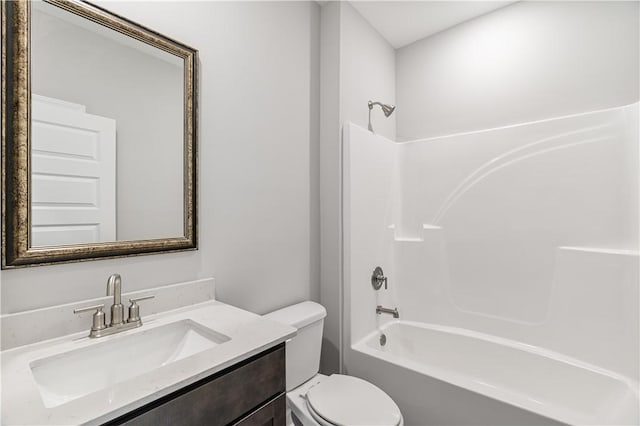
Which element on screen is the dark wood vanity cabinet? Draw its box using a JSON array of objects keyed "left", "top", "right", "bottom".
[{"left": 106, "top": 343, "right": 286, "bottom": 426}]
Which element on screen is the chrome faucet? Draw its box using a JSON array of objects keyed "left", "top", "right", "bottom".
[
  {"left": 376, "top": 305, "right": 399, "bottom": 318},
  {"left": 107, "top": 273, "right": 124, "bottom": 326},
  {"left": 74, "top": 274, "right": 154, "bottom": 338}
]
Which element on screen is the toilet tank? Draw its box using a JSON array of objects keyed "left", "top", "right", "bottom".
[{"left": 264, "top": 301, "right": 326, "bottom": 391}]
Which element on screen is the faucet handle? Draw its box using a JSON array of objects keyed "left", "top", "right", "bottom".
[
  {"left": 371, "top": 266, "right": 388, "bottom": 290},
  {"left": 73, "top": 304, "right": 107, "bottom": 333},
  {"left": 127, "top": 295, "right": 154, "bottom": 323},
  {"left": 130, "top": 295, "right": 155, "bottom": 303},
  {"left": 73, "top": 303, "right": 104, "bottom": 314}
]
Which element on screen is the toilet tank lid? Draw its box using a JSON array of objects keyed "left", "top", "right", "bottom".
[{"left": 264, "top": 301, "right": 327, "bottom": 330}]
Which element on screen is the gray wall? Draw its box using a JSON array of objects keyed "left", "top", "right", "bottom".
[
  {"left": 319, "top": 1, "right": 396, "bottom": 373},
  {"left": 340, "top": 2, "right": 396, "bottom": 141},
  {"left": 1, "top": 1, "right": 321, "bottom": 316},
  {"left": 319, "top": 0, "right": 341, "bottom": 374},
  {"left": 396, "top": 1, "right": 640, "bottom": 140}
]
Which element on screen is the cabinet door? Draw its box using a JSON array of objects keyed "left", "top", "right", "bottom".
[
  {"left": 233, "top": 394, "right": 285, "bottom": 426},
  {"left": 109, "top": 345, "right": 285, "bottom": 426}
]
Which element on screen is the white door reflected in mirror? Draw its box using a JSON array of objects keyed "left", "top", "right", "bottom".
[
  {"left": 30, "top": 0, "right": 185, "bottom": 246},
  {"left": 32, "top": 95, "right": 116, "bottom": 247}
]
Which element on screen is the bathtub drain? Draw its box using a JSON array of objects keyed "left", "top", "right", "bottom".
[{"left": 380, "top": 333, "right": 387, "bottom": 346}]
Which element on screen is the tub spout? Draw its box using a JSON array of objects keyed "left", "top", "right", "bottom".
[{"left": 376, "top": 305, "right": 399, "bottom": 318}]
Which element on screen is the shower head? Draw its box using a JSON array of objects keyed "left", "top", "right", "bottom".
[{"left": 368, "top": 100, "right": 396, "bottom": 117}]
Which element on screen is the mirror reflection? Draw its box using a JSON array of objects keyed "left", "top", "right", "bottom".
[{"left": 31, "top": 1, "right": 185, "bottom": 247}]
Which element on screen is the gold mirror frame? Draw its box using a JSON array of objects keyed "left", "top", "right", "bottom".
[{"left": 1, "top": 0, "right": 198, "bottom": 268}]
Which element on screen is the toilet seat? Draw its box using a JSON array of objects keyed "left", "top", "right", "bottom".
[{"left": 304, "top": 374, "right": 402, "bottom": 426}]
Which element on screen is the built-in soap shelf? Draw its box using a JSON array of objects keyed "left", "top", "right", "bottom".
[
  {"left": 386, "top": 224, "right": 443, "bottom": 243},
  {"left": 558, "top": 246, "right": 639, "bottom": 257},
  {"left": 394, "top": 237, "right": 424, "bottom": 242},
  {"left": 386, "top": 224, "right": 639, "bottom": 261}
]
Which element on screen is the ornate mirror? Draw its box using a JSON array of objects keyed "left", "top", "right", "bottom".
[{"left": 2, "top": 0, "right": 198, "bottom": 268}]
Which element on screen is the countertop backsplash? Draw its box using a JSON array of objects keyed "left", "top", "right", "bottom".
[{"left": 1, "top": 278, "right": 215, "bottom": 350}]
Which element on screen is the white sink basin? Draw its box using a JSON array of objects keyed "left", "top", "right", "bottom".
[{"left": 29, "top": 319, "right": 230, "bottom": 408}]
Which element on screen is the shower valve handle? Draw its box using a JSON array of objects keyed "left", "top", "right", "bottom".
[{"left": 371, "top": 266, "right": 388, "bottom": 290}]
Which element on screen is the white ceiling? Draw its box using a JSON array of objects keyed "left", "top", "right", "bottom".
[{"left": 349, "top": 1, "right": 517, "bottom": 49}]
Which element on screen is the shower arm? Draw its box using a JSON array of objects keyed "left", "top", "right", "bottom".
[
  {"left": 368, "top": 101, "right": 380, "bottom": 131},
  {"left": 368, "top": 100, "right": 396, "bottom": 132},
  {"left": 367, "top": 105, "right": 373, "bottom": 133}
]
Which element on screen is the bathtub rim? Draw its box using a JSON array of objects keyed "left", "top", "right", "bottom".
[{"left": 352, "top": 320, "right": 639, "bottom": 426}]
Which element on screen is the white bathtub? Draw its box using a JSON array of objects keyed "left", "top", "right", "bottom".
[{"left": 352, "top": 321, "right": 639, "bottom": 426}]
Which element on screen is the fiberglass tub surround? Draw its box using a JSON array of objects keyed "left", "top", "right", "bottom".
[{"left": 343, "top": 103, "right": 640, "bottom": 425}]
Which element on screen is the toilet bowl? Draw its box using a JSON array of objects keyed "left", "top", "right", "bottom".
[{"left": 264, "top": 301, "right": 403, "bottom": 426}]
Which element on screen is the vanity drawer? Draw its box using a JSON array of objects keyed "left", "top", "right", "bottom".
[
  {"left": 110, "top": 343, "right": 285, "bottom": 426},
  {"left": 233, "top": 394, "right": 286, "bottom": 426}
]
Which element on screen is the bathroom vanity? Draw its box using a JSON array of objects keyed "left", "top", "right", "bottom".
[{"left": 1, "top": 300, "right": 295, "bottom": 425}]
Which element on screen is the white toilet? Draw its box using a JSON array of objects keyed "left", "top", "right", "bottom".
[{"left": 265, "top": 301, "right": 403, "bottom": 426}]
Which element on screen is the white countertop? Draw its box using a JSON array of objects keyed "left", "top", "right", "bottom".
[{"left": 1, "top": 300, "right": 296, "bottom": 425}]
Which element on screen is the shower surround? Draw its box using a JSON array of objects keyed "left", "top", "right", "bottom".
[{"left": 343, "top": 103, "right": 639, "bottom": 425}]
